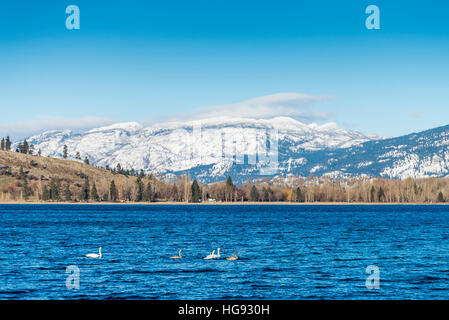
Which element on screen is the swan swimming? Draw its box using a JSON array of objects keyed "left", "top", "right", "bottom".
[
  {"left": 86, "top": 247, "right": 102, "bottom": 258},
  {"left": 226, "top": 252, "right": 238, "bottom": 261},
  {"left": 204, "top": 248, "right": 221, "bottom": 259},
  {"left": 170, "top": 249, "right": 182, "bottom": 259},
  {"left": 204, "top": 250, "right": 216, "bottom": 260}
]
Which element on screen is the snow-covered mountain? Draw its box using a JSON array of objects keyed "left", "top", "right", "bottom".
[
  {"left": 18, "top": 117, "right": 375, "bottom": 182},
  {"left": 20, "top": 116, "right": 449, "bottom": 183},
  {"left": 286, "top": 124, "right": 449, "bottom": 180}
]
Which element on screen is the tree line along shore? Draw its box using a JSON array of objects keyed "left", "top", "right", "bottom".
[{"left": 1, "top": 140, "right": 449, "bottom": 204}]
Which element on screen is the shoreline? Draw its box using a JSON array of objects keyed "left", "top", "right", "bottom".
[{"left": 0, "top": 201, "right": 447, "bottom": 205}]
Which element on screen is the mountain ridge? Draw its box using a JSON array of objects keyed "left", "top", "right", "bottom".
[
  {"left": 16, "top": 117, "right": 376, "bottom": 182},
  {"left": 13, "top": 117, "right": 449, "bottom": 183}
]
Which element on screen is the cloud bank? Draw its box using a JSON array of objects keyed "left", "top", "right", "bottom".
[
  {"left": 178, "top": 92, "right": 335, "bottom": 122},
  {"left": 2, "top": 93, "right": 335, "bottom": 140}
]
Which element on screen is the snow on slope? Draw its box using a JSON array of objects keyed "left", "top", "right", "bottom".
[
  {"left": 287, "top": 124, "right": 449, "bottom": 181},
  {"left": 17, "top": 117, "right": 374, "bottom": 179},
  {"left": 16, "top": 117, "right": 449, "bottom": 183}
]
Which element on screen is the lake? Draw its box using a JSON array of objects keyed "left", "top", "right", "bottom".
[{"left": 1, "top": 204, "right": 449, "bottom": 299}]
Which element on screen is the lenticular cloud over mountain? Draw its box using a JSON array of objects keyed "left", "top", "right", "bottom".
[{"left": 181, "top": 93, "right": 335, "bottom": 122}]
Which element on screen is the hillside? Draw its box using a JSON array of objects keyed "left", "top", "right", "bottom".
[
  {"left": 0, "top": 150, "right": 149, "bottom": 202},
  {"left": 2, "top": 149, "right": 449, "bottom": 204}
]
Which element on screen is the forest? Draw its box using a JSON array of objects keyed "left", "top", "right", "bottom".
[
  {"left": 2, "top": 160, "right": 449, "bottom": 203},
  {"left": 1, "top": 141, "right": 449, "bottom": 203}
]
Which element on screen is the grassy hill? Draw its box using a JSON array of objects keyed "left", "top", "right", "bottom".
[{"left": 0, "top": 150, "right": 148, "bottom": 202}]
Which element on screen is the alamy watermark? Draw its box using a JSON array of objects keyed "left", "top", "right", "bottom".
[
  {"left": 170, "top": 122, "right": 279, "bottom": 175},
  {"left": 66, "top": 265, "right": 80, "bottom": 290},
  {"left": 64, "top": 4, "right": 380, "bottom": 32},
  {"left": 365, "top": 265, "right": 380, "bottom": 289},
  {"left": 365, "top": 5, "right": 380, "bottom": 30},
  {"left": 66, "top": 5, "right": 80, "bottom": 30}
]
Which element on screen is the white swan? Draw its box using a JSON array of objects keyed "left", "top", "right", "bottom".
[
  {"left": 204, "top": 248, "right": 221, "bottom": 259},
  {"left": 204, "top": 250, "right": 215, "bottom": 260},
  {"left": 226, "top": 252, "right": 238, "bottom": 261},
  {"left": 86, "top": 247, "right": 102, "bottom": 258},
  {"left": 170, "top": 249, "right": 182, "bottom": 259}
]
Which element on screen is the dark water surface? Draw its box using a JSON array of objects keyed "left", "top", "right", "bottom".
[{"left": 1, "top": 204, "right": 449, "bottom": 299}]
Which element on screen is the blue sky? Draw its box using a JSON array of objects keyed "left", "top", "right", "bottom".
[{"left": 0, "top": 1, "right": 448, "bottom": 139}]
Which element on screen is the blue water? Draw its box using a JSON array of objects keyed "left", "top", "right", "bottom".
[{"left": 1, "top": 204, "right": 449, "bottom": 299}]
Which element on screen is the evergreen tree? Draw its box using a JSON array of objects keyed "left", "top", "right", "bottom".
[
  {"left": 18, "top": 140, "right": 29, "bottom": 154},
  {"left": 109, "top": 180, "right": 118, "bottom": 201},
  {"left": 250, "top": 185, "right": 259, "bottom": 202},
  {"left": 84, "top": 156, "right": 90, "bottom": 165},
  {"left": 5, "top": 136, "right": 11, "bottom": 151},
  {"left": 438, "top": 191, "right": 445, "bottom": 203},
  {"left": 91, "top": 182, "right": 99, "bottom": 201},
  {"left": 377, "top": 187, "right": 385, "bottom": 202},
  {"left": 64, "top": 183, "right": 72, "bottom": 201},
  {"left": 42, "top": 186, "right": 50, "bottom": 201},
  {"left": 370, "top": 186, "right": 376, "bottom": 203},
  {"left": 135, "top": 177, "right": 144, "bottom": 201},
  {"left": 145, "top": 181, "right": 153, "bottom": 202},
  {"left": 295, "top": 186, "right": 304, "bottom": 202},
  {"left": 50, "top": 179, "right": 60, "bottom": 201},
  {"left": 262, "top": 187, "right": 269, "bottom": 201},
  {"left": 23, "top": 178, "right": 32, "bottom": 200},
  {"left": 56, "top": 180, "right": 62, "bottom": 197},
  {"left": 0, "top": 138, "right": 4, "bottom": 150},
  {"left": 82, "top": 178, "right": 90, "bottom": 201},
  {"left": 29, "top": 144, "right": 34, "bottom": 155},
  {"left": 63, "top": 145, "right": 68, "bottom": 159},
  {"left": 225, "top": 176, "right": 234, "bottom": 201},
  {"left": 191, "top": 179, "right": 201, "bottom": 203},
  {"left": 75, "top": 151, "right": 81, "bottom": 160},
  {"left": 38, "top": 149, "right": 42, "bottom": 156}
]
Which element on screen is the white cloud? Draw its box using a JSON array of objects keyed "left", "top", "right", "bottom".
[
  {"left": 0, "top": 115, "right": 115, "bottom": 140},
  {"left": 177, "top": 92, "right": 335, "bottom": 122},
  {"left": 1, "top": 93, "right": 335, "bottom": 140}
]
